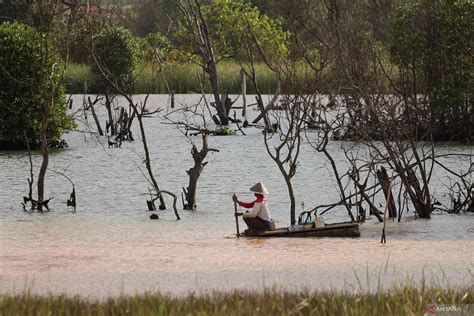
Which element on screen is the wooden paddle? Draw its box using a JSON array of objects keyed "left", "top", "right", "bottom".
[{"left": 233, "top": 194, "right": 240, "bottom": 238}]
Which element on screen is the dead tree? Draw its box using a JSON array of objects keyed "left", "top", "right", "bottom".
[
  {"left": 231, "top": 15, "right": 284, "bottom": 131},
  {"left": 131, "top": 96, "right": 167, "bottom": 210},
  {"left": 164, "top": 94, "right": 219, "bottom": 210},
  {"left": 115, "top": 105, "right": 135, "bottom": 141},
  {"left": 431, "top": 154, "right": 473, "bottom": 214},
  {"left": 84, "top": 95, "right": 104, "bottom": 136},
  {"left": 346, "top": 157, "right": 383, "bottom": 222},
  {"left": 240, "top": 68, "right": 247, "bottom": 124},
  {"left": 50, "top": 168, "right": 77, "bottom": 212},
  {"left": 83, "top": 93, "right": 134, "bottom": 142},
  {"left": 176, "top": 0, "right": 231, "bottom": 125},
  {"left": 352, "top": 95, "right": 434, "bottom": 219},
  {"left": 376, "top": 166, "right": 397, "bottom": 218},
  {"left": 314, "top": 1, "right": 436, "bottom": 219},
  {"left": 183, "top": 132, "right": 218, "bottom": 210},
  {"left": 264, "top": 95, "right": 309, "bottom": 225},
  {"left": 31, "top": 1, "right": 75, "bottom": 211},
  {"left": 305, "top": 103, "right": 357, "bottom": 222},
  {"left": 91, "top": 55, "right": 170, "bottom": 212},
  {"left": 104, "top": 91, "right": 116, "bottom": 135},
  {"left": 22, "top": 132, "right": 40, "bottom": 212},
  {"left": 149, "top": 190, "right": 181, "bottom": 220}
]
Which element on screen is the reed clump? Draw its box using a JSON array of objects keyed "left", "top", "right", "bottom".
[{"left": 1, "top": 285, "right": 472, "bottom": 316}]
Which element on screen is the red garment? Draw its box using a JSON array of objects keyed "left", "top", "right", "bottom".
[{"left": 238, "top": 196, "right": 266, "bottom": 208}]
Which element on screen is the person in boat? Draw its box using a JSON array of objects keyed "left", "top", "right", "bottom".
[{"left": 233, "top": 182, "right": 272, "bottom": 232}]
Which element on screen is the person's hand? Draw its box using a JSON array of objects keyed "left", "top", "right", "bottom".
[{"left": 234, "top": 212, "right": 243, "bottom": 217}]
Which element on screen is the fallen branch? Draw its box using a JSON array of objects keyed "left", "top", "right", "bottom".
[{"left": 151, "top": 190, "right": 181, "bottom": 220}]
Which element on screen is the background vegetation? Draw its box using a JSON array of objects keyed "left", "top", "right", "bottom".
[
  {"left": 0, "top": 21, "right": 74, "bottom": 149},
  {"left": 1, "top": 0, "right": 471, "bottom": 140}
]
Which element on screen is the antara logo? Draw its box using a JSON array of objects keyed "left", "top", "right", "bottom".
[
  {"left": 426, "top": 304, "right": 437, "bottom": 314},
  {"left": 426, "top": 304, "right": 464, "bottom": 314}
]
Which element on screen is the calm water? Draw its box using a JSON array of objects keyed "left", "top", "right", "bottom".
[{"left": 0, "top": 94, "right": 473, "bottom": 298}]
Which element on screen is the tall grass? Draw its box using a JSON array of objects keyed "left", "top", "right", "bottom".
[
  {"left": 134, "top": 60, "right": 280, "bottom": 94},
  {"left": 63, "top": 63, "right": 96, "bottom": 94},
  {"left": 1, "top": 285, "right": 472, "bottom": 315},
  {"left": 63, "top": 61, "right": 279, "bottom": 95}
]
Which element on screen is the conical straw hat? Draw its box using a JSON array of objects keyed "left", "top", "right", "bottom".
[{"left": 250, "top": 182, "right": 269, "bottom": 195}]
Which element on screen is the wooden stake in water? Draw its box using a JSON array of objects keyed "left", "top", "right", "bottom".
[
  {"left": 381, "top": 179, "right": 393, "bottom": 244},
  {"left": 240, "top": 69, "right": 247, "bottom": 122},
  {"left": 233, "top": 194, "right": 240, "bottom": 238}
]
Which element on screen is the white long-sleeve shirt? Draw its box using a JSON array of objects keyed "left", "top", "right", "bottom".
[{"left": 239, "top": 197, "right": 271, "bottom": 222}]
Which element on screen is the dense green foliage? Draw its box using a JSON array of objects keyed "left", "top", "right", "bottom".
[
  {"left": 91, "top": 25, "right": 138, "bottom": 91},
  {"left": 0, "top": 285, "right": 472, "bottom": 315},
  {"left": 206, "top": 0, "right": 289, "bottom": 66},
  {"left": 0, "top": 0, "right": 31, "bottom": 23},
  {"left": 0, "top": 21, "right": 74, "bottom": 148},
  {"left": 390, "top": 0, "right": 473, "bottom": 140}
]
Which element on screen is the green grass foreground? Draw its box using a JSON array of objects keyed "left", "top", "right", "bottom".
[{"left": 1, "top": 285, "right": 472, "bottom": 316}]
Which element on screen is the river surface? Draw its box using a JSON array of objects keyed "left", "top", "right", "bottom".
[{"left": 0, "top": 94, "right": 473, "bottom": 298}]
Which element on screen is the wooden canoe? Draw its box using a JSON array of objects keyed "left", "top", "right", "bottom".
[{"left": 243, "top": 221, "right": 360, "bottom": 238}]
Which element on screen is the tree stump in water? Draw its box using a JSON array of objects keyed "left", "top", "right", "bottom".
[
  {"left": 376, "top": 166, "right": 397, "bottom": 218},
  {"left": 147, "top": 200, "right": 156, "bottom": 211},
  {"left": 184, "top": 134, "right": 218, "bottom": 210}
]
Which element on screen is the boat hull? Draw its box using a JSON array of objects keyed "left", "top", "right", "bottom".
[{"left": 243, "top": 221, "right": 360, "bottom": 238}]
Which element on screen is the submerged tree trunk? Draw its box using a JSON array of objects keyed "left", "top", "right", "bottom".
[
  {"left": 376, "top": 166, "right": 397, "bottom": 218},
  {"left": 184, "top": 134, "right": 217, "bottom": 210},
  {"left": 184, "top": 163, "right": 200, "bottom": 210},
  {"left": 386, "top": 143, "right": 432, "bottom": 219},
  {"left": 240, "top": 68, "right": 247, "bottom": 123},
  {"left": 88, "top": 96, "right": 104, "bottom": 136},
  {"left": 127, "top": 107, "right": 135, "bottom": 141},
  {"left": 285, "top": 176, "right": 296, "bottom": 225},
  {"left": 271, "top": 161, "right": 297, "bottom": 225},
  {"left": 136, "top": 112, "right": 166, "bottom": 209},
  {"left": 23, "top": 132, "right": 34, "bottom": 207},
  {"left": 37, "top": 106, "right": 50, "bottom": 211},
  {"left": 252, "top": 80, "right": 280, "bottom": 125},
  {"left": 321, "top": 148, "right": 356, "bottom": 222},
  {"left": 208, "top": 62, "right": 228, "bottom": 125},
  {"left": 105, "top": 91, "right": 115, "bottom": 135}
]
